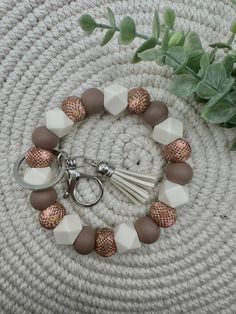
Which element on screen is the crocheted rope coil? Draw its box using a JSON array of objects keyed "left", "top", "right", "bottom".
[{"left": 0, "top": 0, "right": 236, "bottom": 313}]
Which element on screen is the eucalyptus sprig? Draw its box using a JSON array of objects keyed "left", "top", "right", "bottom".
[{"left": 79, "top": 8, "right": 236, "bottom": 150}]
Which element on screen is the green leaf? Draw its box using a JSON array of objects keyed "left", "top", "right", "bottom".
[
  {"left": 231, "top": 0, "right": 236, "bottom": 5},
  {"left": 107, "top": 8, "right": 116, "bottom": 28},
  {"left": 119, "top": 16, "right": 136, "bottom": 45},
  {"left": 152, "top": 10, "right": 160, "bottom": 40},
  {"left": 199, "top": 53, "right": 210, "bottom": 78},
  {"left": 132, "top": 37, "right": 157, "bottom": 63},
  {"left": 184, "top": 32, "right": 203, "bottom": 54},
  {"left": 228, "top": 113, "right": 236, "bottom": 125},
  {"left": 201, "top": 99, "right": 236, "bottom": 124},
  {"left": 222, "top": 55, "right": 234, "bottom": 77},
  {"left": 79, "top": 14, "right": 97, "bottom": 33},
  {"left": 209, "top": 42, "right": 232, "bottom": 50},
  {"left": 166, "top": 46, "right": 187, "bottom": 71},
  {"left": 161, "top": 26, "right": 170, "bottom": 53},
  {"left": 227, "top": 33, "right": 235, "bottom": 46},
  {"left": 230, "top": 19, "right": 236, "bottom": 34},
  {"left": 168, "top": 31, "right": 185, "bottom": 47},
  {"left": 230, "top": 139, "right": 236, "bottom": 151},
  {"left": 196, "top": 63, "right": 229, "bottom": 99},
  {"left": 186, "top": 49, "right": 204, "bottom": 72},
  {"left": 169, "top": 74, "right": 199, "bottom": 96},
  {"left": 220, "top": 122, "right": 236, "bottom": 128},
  {"left": 206, "top": 78, "right": 234, "bottom": 107},
  {"left": 100, "top": 29, "right": 115, "bottom": 46},
  {"left": 209, "top": 47, "right": 217, "bottom": 63},
  {"left": 138, "top": 48, "right": 163, "bottom": 61},
  {"left": 164, "top": 8, "right": 176, "bottom": 29}
]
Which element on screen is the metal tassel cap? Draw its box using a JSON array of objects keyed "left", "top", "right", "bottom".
[
  {"left": 95, "top": 228, "right": 117, "bottom": 257},
  {"left": 162, "top": 138, "right": 192, "bottom": 162},
  {"left": 25, "top": 146, "right": 54, "bottom": 167}
]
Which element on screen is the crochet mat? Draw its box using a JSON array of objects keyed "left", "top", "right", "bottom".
[{"left": 0, "top": 1, "right": 236, "bottom": 313}]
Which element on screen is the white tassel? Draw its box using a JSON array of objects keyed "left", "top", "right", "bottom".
[{"left": 96, "top": 162, "right": 156, "bottom": 204}]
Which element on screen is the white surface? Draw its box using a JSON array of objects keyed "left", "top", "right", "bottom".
[
  {"left": 54, "top": 214, "right": 83, "bottom": 245},
  {"left": 45, "top": 108, "right": 74, "bottom": 138},
  {"left": 23, "top": 167, "right": 53, "bottom": 185},
  {"left": 114, "top": 222, "right": 141, "bottom": 253},
  {"left": 158, "top": 179, "right": 189, "bottom": 208},
  {"left": 153, "top": 117, "right": 183, "bottom": 145},
  {"left": 104, "top": 84, "right": 128, "bottom": 116}
]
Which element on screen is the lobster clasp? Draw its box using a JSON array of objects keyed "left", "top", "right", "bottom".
[{"left": 63, "top": 157, "right": 104, "bottom": 207}]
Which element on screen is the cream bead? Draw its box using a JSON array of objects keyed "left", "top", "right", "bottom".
[
  {"left": 153, "top": 117, "right": 183, "bottom": 145},
  {"left": 104, "top": 84, "right": 128, "bottom": 116},
  {"left": 114, "top": 222, "right": 141, "bottom": 254},
  {"left": 45, "top": 108, "right": 74, "bottom": 138},
  {"left": 23, "top": 167, "right": 53, "bottom": 185},
  {"left": 158, "top": 179, "right": 189, "bottom": 208}
]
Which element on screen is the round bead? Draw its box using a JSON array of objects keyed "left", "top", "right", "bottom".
[
  {"left": 165, "top": 162, "right": 193, "bottom": 185},
  {"left": 134, "top": 216, "right": 161, "bottom": 244},
  {"left": 61, "top": 96, "right": 86, "bottom": 122},
  {"left": 39, "top": 202, "right": 66, "bottom": 230},
  {"left": 128, "top": 87, "right": 150, "bottom": 114},
  {"left": 30, "top": 188, "right": 57, "bottom": 210},
  {"left": 149, "top": 201, "right": 177, "bottom": 228},
  {"left": 25, "top": 146, "right": 54, "bottom": 167},
  {"left": 81, "top": 88, "right": 104, "bottom": 115},
  {"left": 162, "top": 138, "right": 192, "bottom": 162},
  {"left": 32, "top": 126, "right": 59, "bottom": 150},
  {"left": 142, "top": 101, "right": 168, "bottom": 126},
  {"left": 73, "top": 226, "right": 96, "bottom": 255},
  {"left": 95, "top": 228, "right": 117, "bottom": 257}
]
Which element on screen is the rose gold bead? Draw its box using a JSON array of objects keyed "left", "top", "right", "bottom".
[
  {"left": 61, "top": 96, "right": 86, "bottom": 122},
  {"left": 95, "top": 228, "right": 117, "bottom": 257},
  {"left": 25, "top": 146, "right": 54, "bottom": 167},
  {"left": 39, "top": 202, "right": 66, "bottom": 230},
  {"left": 149, "top": 201, "right": 177, "bottom": 228},
  {"left": 162, "top": 138, "right": 192, "bottom": 162},
  {"left": 128, "top": 87, "right": 150, "bottom": 114}
]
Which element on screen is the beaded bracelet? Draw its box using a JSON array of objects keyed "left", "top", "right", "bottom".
[{"left": 14, "top": 84, "right": 193, "bottom": 257}]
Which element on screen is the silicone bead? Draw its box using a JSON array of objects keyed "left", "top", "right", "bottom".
[
  {"left": 95, "top": 228, "right": 117, "bottom": 257},
  {"left": 114, "top": 222, "right": 141, "bottom": 254},
  {"left": 158, "top": 179, "right": 189, "bottom": 208},
  {"left": 39, "top": 202, "right": 66, "bottom": 230},
  {"left": 23, "top": 167, "right": 53, "bottom": 185},
  {"left": 142, "top": 101, "right": 168, "bottom": 126},
  {"left": 30, "top": 188, "right": 57, "bottom": 210},
  {"left": 53, "top": 214, "right": 83, "bottom": 245},
  {"left": 134, "top": 216, "right": 160, "bottom": 244},
  {"left": 149, "top": 201, "right": 177, "bottom": 228},
  {"left": 45, "top": 108, "right": 74, "bottom": 138},
  {"left": 61, "top": 96, "right": 86, "bottom": 122},
  {"left": 104, "top": 84, "right": 128, "bottom": 116},
  {"left": 81, "top": 88, "right": 104, "bottom": 115},
  {"left": 127, "top": 87, "right": 150, "bottom": 114},
  {"left": 153, "top": 117, "right": 183, "bottom": 145},
  {"left": 73, "top": 226, "right": 96, "bottom": 255},
  {"left": 165, "top": 162, "right": 193, "bottom": 185},
  {"left": 25, "top": 146, "right": 54, "bottom": 167},
  {"left": 32, "top": 126, "right": 59, "bottom": 150}
]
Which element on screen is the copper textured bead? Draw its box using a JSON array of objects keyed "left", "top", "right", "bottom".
[
  {"left": 95, "top": 228, "right": 117, "bottom": 257},
  {"left": 73, "top": 226, "right": 96, "bottom": 255},
  {"left": 134, "top": 216, "right": 161, "bottom": 244},
  {"left": 128, "top": 87, "right": 150, "bottom": 114},
  {"left": 162, "top": 138, "right": 192, "bottom": 162},
  {"left": 32, "top": 126, "right": 59, "bottom": 150},
  {"left": 149, "top": 201, "right": 177, "bottom": 228},
  {"left": 25, "top": 146, "right": 54, "bottom": 167},
  {"left": 30, "top": 188, "right": 57, "bottom": 211},
  {"left": 61, "top": 96, "right": 86, "bottom": 122},
  {"left": 39, "top": 202, "right": 66, "bottom": 230}
]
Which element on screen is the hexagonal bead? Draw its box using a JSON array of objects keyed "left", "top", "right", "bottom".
[
  {"left": 104, "top": 84, "right": 128, "bottom": 116},
  {"left": 153, "top": 117, "right": 183, "bottom": 145},
  {"left": 114, "top": 222, "right": 141, "bottom": 254},
  {"left": 45, "top": 108, "right": 74, "bottom": 138},
  {"left": 158, "top": 179, "right": 189, "bottom": 208},
  {"left": 53, "top": 214, "right": 83, "bottom": 245},
  {"left": 23, "top": 167, "right": 53, "bottom": 185}
]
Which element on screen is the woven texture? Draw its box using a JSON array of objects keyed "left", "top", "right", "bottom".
[{"left": 0, "top": 0, "right": 236, "bottom": 313}]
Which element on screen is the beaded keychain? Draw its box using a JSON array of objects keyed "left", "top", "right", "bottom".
[{"left": 14, "top": 85, "right": 193, "bottom": 257}]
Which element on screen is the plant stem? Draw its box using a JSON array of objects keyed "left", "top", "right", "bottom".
[{"left": 96, "top": 23, "right": 149, "bottom": 40}]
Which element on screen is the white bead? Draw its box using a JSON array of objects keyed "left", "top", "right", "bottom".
[
  {"left": 45, "top": 108, "right": 74, "bottom": 138},
  {"left": 158, "top": 179, "right": 189, "bottom": 208},
  {"left": 23, "top": 167, "right": 53, "bottom": 185},
  {"left": 104, "top": 84, "right": 128, "bottom": 116},
  {"left": 53, "top": 214, "right": 83, "bottom": 245},
  {"left": 114, "top": 222, "right": 141, "bottom": 254},
  {"left": 153, "top": 117, "right": 183, "bottom": 145}
]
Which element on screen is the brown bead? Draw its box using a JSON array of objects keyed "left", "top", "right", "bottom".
[
  {"left": 162, "top": 138, "right": 192, "bottom": 162},
  {"left": 30, "top": 188, "right": 57, "bottom": 210},
  {"left": 128, "top": 87, "right": 150, "bottom": 114},
  {"left": 165, "top": 162, "right": 193, "bottom": 185},
  {"left": 134, "top": 216, "right": 160, "bottom": 244},
  {"left": 32, "top": 126, "right": 59, "bottom": 150},
  {"left": 149, "top": 201, "right": 177, "bottom": 228},
  {"left": 61, "top": 96, "right": 86, "bottom": 122},
  {"left": 73, "top": 226, "right": 96, "bottom": 255},
  {"left": 39, "top": 202, "right": 66, "bottom": 230},
  {"left": 95, "top": 228, "right": 117, "bottom": 257},
  {"left": 25, "top": 146, "right": 54, "bottom": 167},
  {"left": 142, "top": 100, "right": 168, "bottom": 126},
  {"left": 81, "top": 88, "right": 104, "bottom": 115}
]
